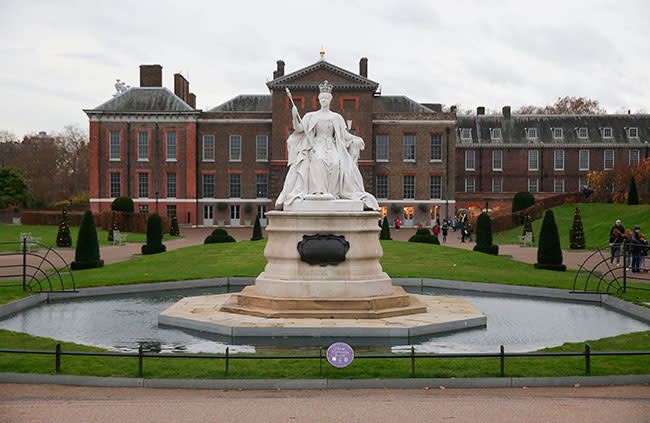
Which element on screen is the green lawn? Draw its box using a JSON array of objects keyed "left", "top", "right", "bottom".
[
  {"left": 1, "top": 329, "right": 648, "bottom": 379},
  {"left": 0, "top": 224, "right": 180, "bottom": 252},
  {"left": 493, "top": 203, "right": 650, "bottom": 250}
]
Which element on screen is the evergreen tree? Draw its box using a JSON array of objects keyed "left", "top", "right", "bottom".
[
  {"left": 71, "top": 210, "right": 104, "bottom": 270},
  {"left": 380, "top": 216, "right": 391, "bottom": 240},
  {"left": 56, "top": 206, "right": 72, "bottom": 247},
  {"left": 535, "top": 210, "right": 566, "bottom": 271},
  {"left": 107, "top": 211, "right": 118, "bottom": 242},
  {"left": 628, "top": 177, "right": 639, "bottom": 205},
  {"left": 250, "top": 215, "right": 263, "bottom": 240},
  {"left": 473, "top": 212, "right": 498, "bottom": 255},
  {"left": 522, "top": 213, "right": 534, "bottom": 243},
  {"left": 169, "top": 215, "right": 180, "bottom": 236},
  {"left": 141, "top": 213, "right": 166, "bottom": 255},
  {"left": 569, "top": 207, "right": 586, "bottom": 249},
  {"left": 512, "top": 191, "right": 535, "bottom": 212}
]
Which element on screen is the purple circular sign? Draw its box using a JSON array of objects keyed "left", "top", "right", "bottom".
[{"left": 326, "top": 342, "right": 354, "bottom": 368}]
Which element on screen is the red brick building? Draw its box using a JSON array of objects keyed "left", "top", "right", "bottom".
[{"left": 85, "top": 58, "right": 457, "bottom": 227}]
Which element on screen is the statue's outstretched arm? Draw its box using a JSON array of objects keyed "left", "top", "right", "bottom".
[{"left": 292, "top": 106, "right": 304, "bottom": 132}]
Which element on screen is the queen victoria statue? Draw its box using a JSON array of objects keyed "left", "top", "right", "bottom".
[{"left": 275, "top": 81, "right": 379, "bottom": 211}]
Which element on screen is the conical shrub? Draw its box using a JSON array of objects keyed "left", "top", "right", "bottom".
[
  {"left": 250, "top": 215, "right": 263, "bottom": 240},
  {"left": 473, "top": 213, "right": 498, "bottom": 255},
  {"left": 141, "top": 213, "right": 166, "bottom": 255},
  {"left": 535, "top": 210, "right": 566, "bottom": 271},
  {"left": 56, "top": 207, "right": 72, "bottom": 247},
  {"left": 380, "top": 216, "right": 391, "bottom": 240},
  {"left": 569, "top": 207, "right": 586, "bottom": 249},
  {"left": 71, "top": 210, "right": 104, "bottom": 270}
]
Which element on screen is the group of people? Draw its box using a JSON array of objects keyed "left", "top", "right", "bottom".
[{"left": 609, "top": 219, "right": 649, "bottom": 273}]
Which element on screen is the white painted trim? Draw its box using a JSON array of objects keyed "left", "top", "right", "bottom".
[
  {"left": 455, "top": 142, "right": 646, "bottom": 148},
  {"left": 373, "top": 120, "right": 456, "bottom": 125},
  {"left": 198, "top": 119, "right": 272, "bottom": 123},
  {"left": 378, "top": 200, "right": 456, "bottom": 205},
  {"left": 90, "top": 198, "right": 274, "bottom": 203}
]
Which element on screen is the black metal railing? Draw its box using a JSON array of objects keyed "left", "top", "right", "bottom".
[
  {"left": 1, "top": 344, "right": 648, "bottom": 378},
  {"left": 573, "top": 241, "right": 649, "bottom": 294},
  {"left": 0, "top": 240, "right": 76, "bottom": 292}
]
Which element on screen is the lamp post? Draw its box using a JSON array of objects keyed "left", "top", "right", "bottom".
[
  {"left": 155, "top": 191, "right": 159, "bottom": 215},
  {"left": 485, "top": 200, "right": 489, "bottom": 214}
]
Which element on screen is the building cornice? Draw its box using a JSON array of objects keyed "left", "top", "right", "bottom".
[
  {"left": 455, "top": 142, "right": 649, "bottom": 148},
  {"left": 84, "top": 111, "right": 200, "bottom": 122},
  {"left": 373, "top": 120, "right": 456, "bottom": 125}
]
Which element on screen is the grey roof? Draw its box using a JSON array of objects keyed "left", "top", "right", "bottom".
[
  {"left": 87, "top": 87, "right": 195, "bottom": 113},
  {"left": 456, "top": 114, "right": 650, "bottom": 145},
  {"left": 373, "top": 96, "right": 435, "bottom": 114},
  {"left": 209, "top": 95, "right": 272, "bottom": 112},
  {"left": 267, "top": 60, "right": 379, "bottom": 91}
]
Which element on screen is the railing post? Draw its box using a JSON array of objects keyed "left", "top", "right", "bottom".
[
  {"left": 55, "top": 343, "right": 61, "bottom": 373},
  {"left": 319, "top": 347, "right": 323, "bottom": 377},
  {"left": 410, "top": 346, "right": 415, "bottom": 378},
  {"left": 500, "top": 345, "right": 505, "bottom": 377},
  {"left": 622, "top": 242, "right": 627, "bottom": 293},
  {"left": 22, "top": 237, "right": 27, "bottom": 291},
  {"left": 138, "top": 345, "right": 143, "bottom": 377},
  {"left": 585, "top": 344, "right": 591, "bottom": 375},
  {"left": 225, "top": 347, "right": 229, "bottom": 377}
]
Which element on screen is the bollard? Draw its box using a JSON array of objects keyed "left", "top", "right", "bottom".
[
  {"left": 411, "top": 346, "right": 415, "bottom": 378},
  {"left": 55, "top": 343, "right": 61, "bottom": 373},
  {"left": 225, "top": 347, "right": 230, "bottom": 376},
  {"left": 500, "top": 345, "right": 505, "bottom": 377},
  {"left": 585, "top": 344, "right": 591, "bottom": 375},
  {"left": 138, "top": 345, "right": 143, "bottom": 377}
]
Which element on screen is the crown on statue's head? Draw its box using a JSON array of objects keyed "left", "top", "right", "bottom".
[{"left": 319, "top": 80, "right": 333, "bottom": 94}]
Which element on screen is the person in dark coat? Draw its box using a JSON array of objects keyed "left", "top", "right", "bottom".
[{"left": 609, "top": 219, "right": 625, "bottom": 265}]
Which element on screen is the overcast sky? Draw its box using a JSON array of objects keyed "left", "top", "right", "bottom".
[{"left": 1, "top": 0, "right": 649, "bottom": 139}]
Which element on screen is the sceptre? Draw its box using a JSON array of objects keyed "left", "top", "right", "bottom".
[{"left": 285, "top": 87, "right": 314, "bottom": 149}]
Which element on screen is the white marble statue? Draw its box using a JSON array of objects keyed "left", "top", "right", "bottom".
[
  {"left": 275, "top": 81, "right": 379, "bottom": 210},
  {"left": 113, "top": 79, "right": 130, "bottom": 96}
]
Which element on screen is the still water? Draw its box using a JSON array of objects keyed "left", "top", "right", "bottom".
[{"left": 0, "top": 286, "right": 647, "bottom": 354}]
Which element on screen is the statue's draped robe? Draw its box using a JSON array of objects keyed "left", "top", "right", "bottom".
[{"left": 276, "top": 110, "right": 379, "bottom": 210}]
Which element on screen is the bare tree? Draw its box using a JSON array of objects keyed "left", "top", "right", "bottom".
[{"left": 515, "top": 96, "right": 606, "bottom": 115}]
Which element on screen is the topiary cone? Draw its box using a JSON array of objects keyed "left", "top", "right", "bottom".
[
  {"left": 71, "top": 210, "right": 104, "bottom": 270},
  {"left": 535, "top": 210, "right": 565, "bottom": 271}
]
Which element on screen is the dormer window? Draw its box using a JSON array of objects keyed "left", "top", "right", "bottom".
[
  {"left": 627, "top": 127, "right": 639, "bottom": 138},
  {"left": 490, "top": 128, "right": 502, "bottom": 140},
  {"left": 577, "top": 127, "right": 588, "bottom": 138},
  {"left": 552, "top": 127, "right": 563, "bottom": 139},
  {"left": 525, "top": 128, "right": 538, "bottom": 139},
  {"left": 601, "top": 127, "right": 613, "bottom": 138},
  {"left": 460, "top": 128, "right": 472, "bottom": 141}
]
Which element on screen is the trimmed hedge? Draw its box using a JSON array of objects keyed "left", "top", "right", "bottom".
[
  {"left": 380, "top": 216, "right": 391, "bottom": 240},
  {"left": 111, "top": 197, "right": 134, "bottom": 213},
  {"left": 71, "top": 210, "right": 104, "bottom": 270},
  {"left": 473, "top": 213, "right": 498, "bottom": 255},
  {"left": 408, "top": 228, "right": 440, "bottom": 244},
  {"left": 205, "top": 228, "right": 236, "bottom": 244},
  {"left": 535, "top": 210, "right": 566, "bottom": 271},
  {"left": 512, "top": 191, "right": 535, "bottom": 212},
  {"left": 141, "top": 214, "right": 166, "bottom": 255}
]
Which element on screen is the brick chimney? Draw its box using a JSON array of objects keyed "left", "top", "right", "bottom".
[
  {"left": 273, "top": 60, "right": 285, "bottom": 79},
  {"left": 187, "top": 93, "right": 196, "bottom": 109},
  {"left": 140, "top": 64, "right": 162, "bottom": 87},
  {"left": 502, "top": 105, "right": 511, "bottom": 120},
  {"left": 477, "top": 106, "right": 485, "bottom": 115},
  {"left": 359, "top": 57, "right": 368, "bottom": 77},
  {"left": 174, "top": 73, "right": 190, "bottom": 103}
]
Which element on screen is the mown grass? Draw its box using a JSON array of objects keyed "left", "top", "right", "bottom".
[
  {"left": 493, "top": 203, "right": 650, "bottom": 249},
  {"left": 1, "top": 329, "right": 648, "bottom": 379},
  {"left": 0, "top": 224, "right": 180, "bottom": 252},
  {"left": 2, "top": 239, "right": 650, "bottom": 306}
]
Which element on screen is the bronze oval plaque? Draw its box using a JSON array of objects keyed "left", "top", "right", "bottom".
[{"left": 297, "top": 234, "right": 349, "bottom": 266}]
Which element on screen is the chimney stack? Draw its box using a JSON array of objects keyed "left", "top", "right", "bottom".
[
  {"left": 140, "top": 64, "right": 162, "bottom": 87},
  {"left": 188, "top": 93, "right": 196, "bottom": 109},
  {"left": 359, "top": 57, "right": 368, "bottom": 77},
  {"left": 477, "top": 106, "right": 485, "bottom": 115},
  {"left": 174, "top": 73, "right": 191, "bottom": 104},
  {"left": 273, "top": 60, "right": 285, "bottom": 79},
  {"left": 502, "top": 105, "right": 511, "bottom": 120}
]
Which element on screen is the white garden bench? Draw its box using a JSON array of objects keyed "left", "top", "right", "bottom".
[
  {"left": 113, "top": 230, "right": 128, "bottom": 246},
  {"left": 19, "top": 232, "right": 42, "bottom": 252},
  {"left": 519, "top": 231, "right": 533, "bottom": 247}
]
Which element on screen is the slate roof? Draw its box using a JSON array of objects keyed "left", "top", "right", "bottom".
[
  {"left": 85, "top": 87, "right": 196, "bottom": 113},
  {"left": 456, "top": 114, "right": 650, "bottom": 145},
  {"left": 373, "top": 96, "right": 435, "bottom": 114},
  {"left": 209, "top": 95, "right": 272, "bottom": 112},
  {"left": 266, "top": 60, "right": 379, "bottom": 91}
]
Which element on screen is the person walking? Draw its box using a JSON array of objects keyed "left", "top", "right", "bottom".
[
  {"left": 609, "top": 219, "right": 625, "bottom": 265},
  {"left": 639, "top": 234, "right": 648, "bottom": 273},
  {"left": 441, "top": 223, "right": 448, "bottom": 243},
  {"left": 630, "top": 226, "right": 643, "bottom": 273},
  {"left": 432, "top": 224, "right": 440, "bottom": 239}
]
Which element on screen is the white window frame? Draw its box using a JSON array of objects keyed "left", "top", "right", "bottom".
[
  {"left": 578, "top": 177, "right": 589, "bottom": 191},
  {"left": 579, "top": 150, "right": 590, "bottom": 171},
  {"left": 430, "top": 134, "right": 442, "bottom": 162},
  {"left": 109, "top": 172, "right": 120, "bottom": 198},
  {"left": 553, "top": 178, "right": 564, "bottom": 193},
  {"left": 492, "top": 178, "right": 503, "bottom": 193},
  {"left": 465, "top": 150, "right": 476, "bottom": 171},
  {"left": 430, "top": 175, "right": 442, "bottom": 199},
  {"left": 137, "top": 172, "right": 149, "bottom": 198},
  {"left": 627, "top": 127, "right": 639, "bottom": 138},
  {"left": 229, "top": 135, "right": 242, "bottom": 162},
  {"left": 492, "top": 150, "right": 503, "bottom": 171},
  {"left": 255, "top": 135, "right": 268, "bottom": 162},
  {"left": 403, "top": 175, "right": 415, "bottom": 199},
  {"left": 528, "top": 178, "right": 539, "bottom": 193},
  {"left": 601, "top": 127, "right": 613, "bottom": 139},
  {"left": 552, "top": 127, "right": 563, "bottom": 139},
  {"left": 464, "top": 178, "right": 476, "bottom": 193},
  {"left": 376, "top": 134, "right": 389, "bottom": 162},
  {"left": 165, "top": 131, "right": 177, "bottom": 161},
  {"left": 229, "top": 173, "right": 241, "bottom": 198},
  {"left": 137, "top": 131, "right": 148, "bottom": 161},
  {"left": 526, "top": 127, "right": 538, "bottom": 139},
  {"left": 460, "top": 128, "right": 472, "bottom": 141},
  {"left": 490, "top": 128, "right": 502, "bottom": 141},
  {"left": 256, "top": 173, "right": 268, "bottom": 198},
  {"left": 528, "top": 150, "right": 539, "bottom": 171},
  {"left": 604, "top": 150, "right": 615, "bottom": 170},
  {"left": 166, "top": 172, "right": 177, "bottom": 198},
  {"left": 109, "top": 131, "right": 120, "bottom": 161},
  {"left": 554, "top": 150, "right": 565, "bottom": 171},
  {"left": 629, "top": 149, "right": 640, "bottom": 166},
  {"left": 376, "top": 175, "right": 388, "bottom": 199},
  {"left": 403, "top": 134, "right": 416, "bottom": 162},
  {"left": 577, "top": 127, "right": 588, "bottom": 139},
  {"left": 202, "top": 174, "right": 215, "bottom": 198},
  {"left": 202, "top": 135, "right": 215, "bottom": 162}
]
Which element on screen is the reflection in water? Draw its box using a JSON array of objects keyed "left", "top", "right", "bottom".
[{"left": 0, "top": 286, "right": 647, "bottom": 354}]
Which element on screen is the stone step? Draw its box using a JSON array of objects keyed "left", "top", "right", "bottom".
[{"left": 232, "top": 286, "right": 412, "bottom": 311}]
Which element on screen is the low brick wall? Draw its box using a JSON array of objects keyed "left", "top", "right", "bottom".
[{"left": 21, "top": 210, "right": 85, "bottom": 226}]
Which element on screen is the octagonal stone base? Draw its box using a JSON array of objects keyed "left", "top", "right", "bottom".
[{"left": 158, "top": 293, "right": 486, "bottom": 338}]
